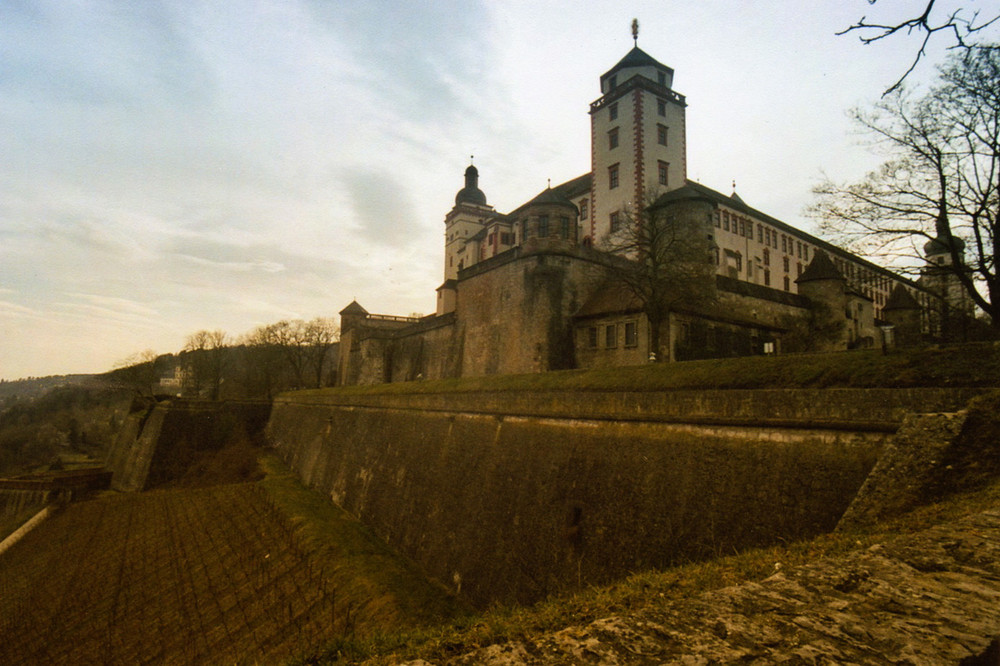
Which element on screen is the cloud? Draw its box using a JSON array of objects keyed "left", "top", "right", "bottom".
[{"left": 339, "top": 168, "right": 419, "bottom": 247}]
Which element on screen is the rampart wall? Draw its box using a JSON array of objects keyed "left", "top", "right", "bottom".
[
  {"left": 104, "top": 400, "right": 271, "bottom": 491},
  {"left": 268, "top": 387, "right": 983, "bottom": 607}
]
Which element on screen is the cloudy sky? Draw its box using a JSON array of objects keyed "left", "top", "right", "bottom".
[{"left": 2, "top": 1, "right": 995, "bottom": 380}]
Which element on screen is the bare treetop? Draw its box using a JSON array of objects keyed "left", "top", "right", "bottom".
[{"left": 840, "top": 0, "right": 999, "bottom": 94}]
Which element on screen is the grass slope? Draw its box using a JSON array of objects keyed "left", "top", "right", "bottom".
[
  {"left": 301, "top": 343, "right": 1000, "bottom": 399},
  {"left": 0, "top": 462, "right": 465, "bottom": 666}
]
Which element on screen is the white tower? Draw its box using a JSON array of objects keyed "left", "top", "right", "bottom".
[{"left": 588, "top": 28, "right": 686, "bottom": 244}]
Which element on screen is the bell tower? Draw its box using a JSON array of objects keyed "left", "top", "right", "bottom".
[
  {"left": 588, "top": 22, "right": 687, "bottom": 243},
  {"left": 444, "top": 160, "right": 493, "bottom": 281}
]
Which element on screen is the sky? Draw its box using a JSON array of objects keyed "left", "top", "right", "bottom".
[{"left": 2, "top": 1, "right": 997, "bottom": 380}]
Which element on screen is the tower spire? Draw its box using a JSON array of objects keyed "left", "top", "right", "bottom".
[{"left": 631, "top": 18, "right": 639, "bottom": 46}]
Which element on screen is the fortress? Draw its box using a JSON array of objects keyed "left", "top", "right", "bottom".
[{"left": 337, "top": 40, "right": 970, "bottom": 386}]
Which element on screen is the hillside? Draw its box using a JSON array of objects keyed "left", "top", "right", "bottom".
[{"left": 0, "top": 458, "right": 465, "bottom": 665}]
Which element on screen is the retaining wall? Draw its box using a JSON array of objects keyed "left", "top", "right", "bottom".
[{"left": 267, "top": 387, "right": 978, "bottom": 607}]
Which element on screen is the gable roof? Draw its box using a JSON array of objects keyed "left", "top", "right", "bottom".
[{"left": 796, "top": 250, "right": 844, "bottom": 283}]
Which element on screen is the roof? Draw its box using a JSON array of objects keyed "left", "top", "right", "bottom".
[
  {"left": 527, "top": 186, "right": 577, "bottom": 209},
  {"left": 507, "top": 173, "right": 592, "bottom": 218},
  {"left": 574, "top": 282, "right": 643, "bottom": 318},
  {"left": 339, "top": 300, "right": 368, "bottom": 316},
  {"left": 796, "top": 250, "right": 844, "bottom": 284},
  {"left": 883, "top": 284, "right": 921, "bottom": 311},
  {"left": 601, "top": 46, "right": 672, "bottom": 82}
]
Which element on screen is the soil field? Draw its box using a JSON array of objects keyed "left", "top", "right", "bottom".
[{"left": 0, "top": 483, "right": 354, "bottom": 664}]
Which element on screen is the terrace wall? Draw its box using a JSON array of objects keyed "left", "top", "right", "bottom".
[{"left": 268, "top": 387, "right": 983, "bottom": 607}]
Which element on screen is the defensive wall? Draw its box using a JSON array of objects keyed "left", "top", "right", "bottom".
[
  {"left": 267, "top": 386, "right": 983, "bottom": 607},
  {"left": 104, "top": 399, "right": 271, "bottom": 491}
]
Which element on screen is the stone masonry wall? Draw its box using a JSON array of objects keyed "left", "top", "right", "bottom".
[{"left": 264, "top": 387, "right": 970, "bottom": 607}]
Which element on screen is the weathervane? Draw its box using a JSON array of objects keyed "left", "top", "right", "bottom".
[{"left": 632, "top": 18, "right": 639, "bottom": 46}]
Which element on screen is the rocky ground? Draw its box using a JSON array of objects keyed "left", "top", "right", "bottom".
[{"left": 407, "top": 508, "right": 1000, "bottom": 664}]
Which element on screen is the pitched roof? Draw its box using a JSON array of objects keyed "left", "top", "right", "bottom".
[
  {"left": 339, "top": 300, "right": 368, "bottom": 316},
  {"left": 796, "top": 250, "right": 844, "bottom": 283},
  {"left": 601, "top": 46, "right": 672, "bottom": 81},
  {"left": 883, "top": 284, "right": 921, "bottom": 311}
]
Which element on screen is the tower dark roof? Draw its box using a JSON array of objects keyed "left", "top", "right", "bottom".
[
  {"left": 455, "top": 164, "right": 487, "bottom": 206},
  {"left": 339, "top": 300, "right": 368, "bottom": 316},
  {"left": 796, "top": 250, "right": 844, "bottom": 284},
  {"left": 923, "top": 206, "right": 966, "bottom": 256},
  {"left": 883, "top": 284, "right": 921, "bottom": 311},
  {"left": 527, "top": 186, "right": 577, "bottom": 210},
  {"left": 602, "top": 46, "right": 670, "bottom": 79}
]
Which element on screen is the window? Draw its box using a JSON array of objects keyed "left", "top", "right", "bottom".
[
  {"left": 764, "top": 268, "right": 771, "bottom": 286},
  {"left": 657, "top": 98, "right": 666, "bottom": 116},
  {"left": 784, "top": 276, "right": 790, "bottom": 291},
  {"left": 783, "top": 256, "right": 790, "bottom": 272},
  {"left": 803, "top": 245, "right": 809, "bottom": 261},
  {"left": 538, "top": 215, "right": 549, "bottom": 238},
  {"left": 624, "top": 321, "right": 637, "bottom": 347},
  {"left": 738, "top": 219, "right": 745, "bottom": 236},
  {"left": 781, "top": 235, "right": 788, "bottom": 253},
  {"left": 657, "top": 160, "right": 668, "bottom": 186},
  {"left": 757, "top": 224, "right": 763, "bottom": 242},
  {"left": 797, "top": 241, "right": 803, "bottom": 258},
  {"left": 735, "top": 253, "right": 743, "bottom": 272},
  {"left": 763, "top": 248, "right": 770, "bottom": 266},
  {"left": 605, "top": 324, "right": 617, "bottom": 348},
  {"left": 609, "top": 102, "right": 618, "bottom": 120},
  {"left": 608, "top": 163, "right": 619, "bottom": 189},
  {"left": 559, "top": 216, "right": 570, "bottom": 240},
  {"left": 714, "top": 211, "right": 721, "bottom": 228},
  {"left": 723, "top": 211, "right": 730, "bottom": 231},
  {"left": 580, "top": 199, "right": 588, "bottom": 220},
  {"left": 610, "top": 211, "right": 620, "bottom": 232},
  {"left": 796, "top": 262, "right": 803, "bottom": 276},
  {"left": 587, "top": 326, "right": 598, "bottom": 349},
  {"left": 657, "top": 124, "right": 668, "bottom": 146},
  {"left": 713, "top": 247, "right": 720, "bottom": 265},
  {"left": 608, "top": 127, "right": 619, "bottom": 149}
]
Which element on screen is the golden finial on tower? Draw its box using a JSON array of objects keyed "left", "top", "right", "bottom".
[{"left": 631, "top": 18, "right": 639, "bottom": 46}]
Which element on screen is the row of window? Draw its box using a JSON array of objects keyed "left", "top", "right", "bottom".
[
  {"left": 607, "top": 160, "right": 669, "bottom": 191},
  {"left": 606, "top": 86, "right": 670, "bottom": 122},
  {"left": 715, "top": 210, "right": 811, "bottom": 263},
  {"left": 586, "top": 321, "right": 638, "bottom": 349},
  {"left": 607, "top": 125, "right": 668, "bottom": 151}
]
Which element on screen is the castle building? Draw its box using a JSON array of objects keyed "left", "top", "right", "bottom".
[{"left": 337, "top": 39, "right": 954, "bottom": 386}]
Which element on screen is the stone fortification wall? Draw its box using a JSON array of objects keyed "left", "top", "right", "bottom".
[
  {"left": 286, "top": 387, "right": 983, "bottom": 432},
  {"left": 457, "top": 249, "right": 595, "bottom": 377},
  {"left": 265, "top": 387, "right": 971, "bottom": 607},
  {"left": 104, "top": 400, "right": 270, "bottom": 491}
]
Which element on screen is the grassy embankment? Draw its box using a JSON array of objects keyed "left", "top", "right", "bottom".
[{"left": 301, "top": 343, "right": 1000, "bottom": 400}]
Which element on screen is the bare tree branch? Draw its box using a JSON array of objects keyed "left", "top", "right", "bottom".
[{"left": 839, "top": 1, "right": 999, "bottom": 94}]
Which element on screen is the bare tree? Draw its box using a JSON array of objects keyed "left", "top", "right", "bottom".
[
  {"left": 840, "top": 0, "right": 999, "bottom": 94},
  {"left": 183, "top": 330, "right": 228, "bottom": 399},
  {"left": 813, "top": 47, "right": 999, "bottom": 328},
  {"left": 112, "top": 349, "right": 160, "bottom": 396},
  {"left": 599, "top": 193, "right": 717, "bottom": 360},
  {"left": 300, "top": 317, "right": 339, "bottom": 388}
]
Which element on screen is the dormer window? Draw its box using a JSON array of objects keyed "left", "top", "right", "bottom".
[
  {"left": 609, "top": 75, "right": 617, "bottom": 89},
  {"left": 658, "top": 71, "right": 666, "bottom": 86}
]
